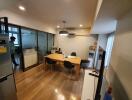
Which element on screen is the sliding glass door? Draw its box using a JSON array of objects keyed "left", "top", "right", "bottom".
[
  {"left": 0, "top": 20, "right": 55, "bottom": 71},
  {"left": 38, "top": 32, "right": 47, "bottom": 63},
  {"left": 21, "top": 28, "right": 38, "bottom": 69},
  {"left": 47, "top": 33, "right": 54, "bottom": 52},
  {"left": 8, "top": 25, "right": 23, "bottom": 71}
]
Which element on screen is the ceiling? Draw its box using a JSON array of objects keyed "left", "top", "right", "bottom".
[
  {"left": 91, "top": 0, "right": 132, "bottom": 34},
  {"left": 9, "top": 0, "right": 98, "bottom": 30},
  {"left": 1, "top": 0, "right": 132, "bottom": 34},
  {"left": 0, "top": 0, "right": 18, "bottom": 10}
]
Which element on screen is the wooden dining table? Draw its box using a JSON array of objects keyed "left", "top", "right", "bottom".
[{"left": 44, "top": 53, "right": 81, "bottom": 80}]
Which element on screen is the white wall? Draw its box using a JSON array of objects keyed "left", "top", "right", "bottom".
[
  {"left": 55, "top": 32, "right": 97, "bottom": 59},
  {"left": 0, "top": 9, "right": 55, "bottom": 33},
  {"left": 106, "top": 10, "right": 132, "bottom": 99},
  {"left": 94, "top": 0, "right": 103, "bottom": 20}
]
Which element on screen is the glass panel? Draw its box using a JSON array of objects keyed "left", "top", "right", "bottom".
[
  {"left": 8, "top": 25, "right": 22, "bottom": 71},
  {"left": 8, "top": 26, "right": 20, "bottom": 46},
  {"left": 21, "top": 28, "right": 38, "bottom": 68},
  {"left": 48, "top": 33, "right": 54, "bottom": 52},
  {"left": 21, "top": 29, "right": 37, "bottom": 49},
  {"left": 0, "top": 18, "right": 8, "bottom": 34},
  {"left": 9, "top": 33, "right": 18, "bottom": 45},
  {"left": 0, "top": 24, "right": 8, "bottom": 34},
  {"left": 38, "top": 32, "right": 47, "bottom": 63}
]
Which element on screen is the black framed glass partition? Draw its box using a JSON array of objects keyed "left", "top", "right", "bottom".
[
  {"left": 8, "top": 26, "right": 20, "bottom": 46},
  {"left": 38, "top": 31, "right": 47, "bottom": 63},
  {"left": 0, "top": 17, "right": 8, "bottom": 34},
  {"left": 0, "top": 20, "right": 55, "bottom": 71},
  {"left": 0, "top": 24, "right": 7, "bottom": 34},
  {"left": 0, "top": 22, "right": 24, "bottom": 72},
  {"left": 47, "top": 33, "right": 54, "bottom": 52},
  {"left": 21, "top": 28, "right": 38, "bottom": 69},
  {"left": 8, "top": 25, "right": 23, "bottom": 71}
]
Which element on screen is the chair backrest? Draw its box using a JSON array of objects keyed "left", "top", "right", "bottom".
[
  {"left": 81, "top": 59, "right": 89, "bottom": 64},
  {"left": 45, "top": 57, "right": 55, "bottom": 64},
  {"left": 71, "top": 52, "right": 76, "bottom": 56},
  {"left": 64, "top": 61, "right": 74, "bottom": 69},
  {"left": 81, "top": 59, "right": 90, "bottom": 68},
  {"left": 55, "top": 51, "right": 62, "bottom": 54}
]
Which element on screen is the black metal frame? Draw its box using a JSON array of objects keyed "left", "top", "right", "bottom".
[
  {"left": 18, "top": 26, "right": 25, "bottom": 71},
  {"left": 88, "top": 50, "right": 106, "bottom": 100},
  {"left": 94, "top": 51, "right": 106, "bottom": 100}
]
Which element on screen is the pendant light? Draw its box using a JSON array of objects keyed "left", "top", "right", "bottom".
[{"left": 59, "top": 21, "right": 69, "bottom": 36}]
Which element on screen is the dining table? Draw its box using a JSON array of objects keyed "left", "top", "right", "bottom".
[{"left": 44, "top": 53, "right": 81, "bottom": 80}]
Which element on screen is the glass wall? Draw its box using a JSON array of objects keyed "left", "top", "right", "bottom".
[
  {"left": 8, "top": 26, "right": 22, "bottom": 71},
  {"left": 47, "top": 33, "right": 54, "bottom": 52},
  {"left": 21, "top": 28, "right": 38, "bottom": 69},
  {"left": 0, "top": 21, "right": 54, "bottom": 71},
  {"left": 0, "top": 24, "right": 6, "bottom": 34},
  {"left": 38, "top": 32, "right": 47, "bottom": 63},
  {"left": 0, "top": 24, "right": 23, "bottom": 71},
  {"left": 0, "top": 17, "right": 8, "bottom": 34},
  {"left": 8, "top": 26, "right": 20, "bottom": 46}
]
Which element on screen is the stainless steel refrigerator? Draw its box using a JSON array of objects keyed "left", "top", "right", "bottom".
[{"left": 0, "top": 34, "right": 17, "bottom": 100}]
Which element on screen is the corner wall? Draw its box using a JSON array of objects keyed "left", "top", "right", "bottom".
[{"left": 106, "top": 10, "right": 132, "bottom": 100}]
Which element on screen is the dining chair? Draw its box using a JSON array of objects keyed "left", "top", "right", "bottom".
[
  {"left": 47, "top": 51, "right": 51, "bottom": 55},
  {"left": 80, "top": 59, "right": 90, "bottom": 71},
  {"left": 64, "top": 61, "right": 75, "bottom": 79},
  {"left": 45, "top": 57, "right": 56, "bottom": 71},
  {"left": 71, "top": 52, "right": 77, "bottom": 56},
  {"left": 55, "top": 51, "right": 62, "bottom": 54}
]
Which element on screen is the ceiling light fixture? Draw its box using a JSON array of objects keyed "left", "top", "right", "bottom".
[
  {"left": 79, "top": 24, "right": 83, "bottom": 27},
  {"left": 59, "top": 21, "right": 69, "bottom": 36},
  {"left": 59, "top": 31, "right": 68, "bottom": 36},
  {"left": 60, "top": 33, "right": 68, "bottom": 36},
  {"left": 18, "top": 5, "right": 26, "bottom": 11},
  {"left": 57, "top": 25, "right": 60, "bottom": 28}
]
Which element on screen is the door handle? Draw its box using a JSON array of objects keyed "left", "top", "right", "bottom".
[{"left": 0, "top": 76, "right": 7, "bottom": 83}]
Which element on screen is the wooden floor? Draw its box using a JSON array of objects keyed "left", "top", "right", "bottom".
[{"left": 15, "top": 64, "right": 84, "bottom": 100}]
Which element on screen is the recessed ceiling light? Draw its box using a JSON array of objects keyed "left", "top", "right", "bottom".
[
  {"left": 57, "top": 25, "right": 60, "bottom": 28},
  {"left": 79, "top": 24, "right": 83, "bottom": 27},
  {"left": 18, "top": 5, "right": 26, "bottom": 11}
]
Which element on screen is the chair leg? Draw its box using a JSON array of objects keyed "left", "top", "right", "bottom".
[
  {"left": 51, "top": 64, "right": 53, "bottom": 71},
  {"left": 48, "top": 64, "right": 52, "bottom": 71},
  {"left": 69, "top": 69, "right": 73, "bottom": 79},
  {"left": 53, "top": 64, "right": 55, "bottom": 71},
  {"left": 71, "top": 69, "right": 73, "bottom": 79},
  {"left": 46, "top": 64, "right": 49, "bottom": 71}
]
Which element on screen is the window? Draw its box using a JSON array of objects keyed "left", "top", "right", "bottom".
[
  {"left": 9, "top": 33, "right": 19, "bottom": 45},
  {"left": 8, "top": 26, "right": 19, "bottom": 45}
]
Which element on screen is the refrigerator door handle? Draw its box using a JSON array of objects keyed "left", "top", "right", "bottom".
[{"left": 0, "top": 76, "right": 7, "bottom": 83}]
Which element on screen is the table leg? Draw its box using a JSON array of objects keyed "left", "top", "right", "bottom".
[
  {"left": 75, "top": 64, "right": 80, "bottom": 80},
  {"left": 43, "top": 58, "right": 47, "bottom": 71}
]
